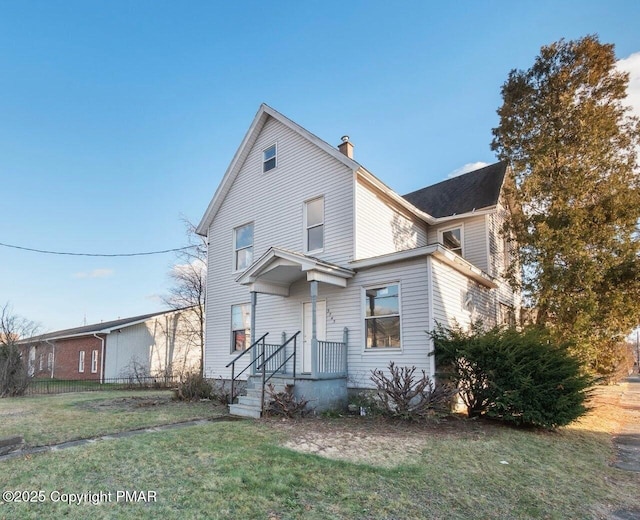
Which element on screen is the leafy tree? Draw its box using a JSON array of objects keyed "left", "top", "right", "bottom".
[
  {"left": 491, "top": 35, "right": 640, "bottom": 374},
  {"left": 163, "top": 218, "right": 207, "bottom": 375}
]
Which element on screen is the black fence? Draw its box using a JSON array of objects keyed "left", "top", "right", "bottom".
[{"left": 23, "top": 376, "right": 181, "bottom": 396}]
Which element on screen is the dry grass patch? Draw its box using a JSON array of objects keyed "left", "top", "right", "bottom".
[{"left": 0, "top": 390, "right": 225, "bottom": 446}]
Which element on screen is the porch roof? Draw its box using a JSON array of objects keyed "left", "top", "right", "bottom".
[{"left": 236, "top": 247, "right": 355, "bottom": 296}]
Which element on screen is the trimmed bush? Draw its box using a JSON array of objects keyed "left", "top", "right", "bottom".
[
  {"left": 431, "top": 324, "right": 593, "bottom": 428},
  {"left": 174, "top": 372, "right": 213, "bottom": 401},
  {"left": 370, "top": 362, "right": 457, "bottom": 420}
]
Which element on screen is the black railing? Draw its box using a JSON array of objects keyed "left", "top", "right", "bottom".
[
  {"left": 23, "top": 376, "right": 180, "bottom": 396},
  {"left": 225, "top": 333, "right": 269, "bottom": 405},
  {"left": 256, "top": 331, "right": 300, "bottom": 414}
]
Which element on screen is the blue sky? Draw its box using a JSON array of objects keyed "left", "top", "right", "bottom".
[{"left": 1, "top": 1, "right": 639, "bottom": 333}]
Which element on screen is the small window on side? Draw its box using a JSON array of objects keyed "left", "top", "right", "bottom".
[
  {"left": 263, "top": 144, "right": 277, "bottom": 172},
  {"left": 441, "top": 227, "right": 463, "bottom": 256},
  {"left": 78, "top": 351, "right": 85, "bottom": 373}
]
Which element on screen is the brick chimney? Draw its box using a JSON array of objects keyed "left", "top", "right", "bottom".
[{"left": 337, "top": 135, "right": 354, "bottom": 159}]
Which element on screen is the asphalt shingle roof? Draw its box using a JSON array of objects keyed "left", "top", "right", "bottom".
[
  {"left": 19, "top": 309, "right": 181, "bottom": 343},
  {"left": 402, "top": 161, "right": 507, "bottom": 218}
]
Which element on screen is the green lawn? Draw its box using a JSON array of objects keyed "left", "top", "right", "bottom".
[
  {"left": 0, "top": 390, "right": 225, "bottom": 446},
  {"left": 0, "top": 388, "right": 638, "bottom": 519}
]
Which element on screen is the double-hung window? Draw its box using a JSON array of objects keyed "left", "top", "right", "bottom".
[
  {"left": 234, "top": 223, "right": 254, "bottom": 271},
  {"left": 91, "top": 350, "right": 98, "bottom": 373},
  {"left": 231, "top": 304, "right": 251, "bottom": 352},
  {"left": 439, "top": 226, "right": 463, "bottom": 256},
  {"left": 263, "top": 144, "right": 277, "bottom": 172},
  {"left": 304, "top": 197, "right": 324, "bottom": 252},
  {"left": 365, "top": 284, "right": 401, "bottom": 348},
  {"left": 78, "top": 351, "right": 85, "bottom": 373}
]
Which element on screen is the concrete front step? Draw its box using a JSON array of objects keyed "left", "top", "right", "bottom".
[
  {"left": 229, "top": 376, "right": 297, "bottom": 418},
  {"left": 229, "top": 403, "right": 262, "bottom": 419}
]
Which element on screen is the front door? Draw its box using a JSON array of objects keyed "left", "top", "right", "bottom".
[{"left": 302, "top": 301, "right": 326, "bottom": 373}]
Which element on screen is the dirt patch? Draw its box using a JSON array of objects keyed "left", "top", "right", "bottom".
[
  {"left": 268, "top": 414, "right": 496, "bottom": 467},
  {"left": 76, "top": 395, "right": 175, "bottom": 411}
]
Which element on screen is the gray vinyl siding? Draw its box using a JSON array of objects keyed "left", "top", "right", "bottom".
[
  {"left": 431, "top": 257, "right": 496, "bottom": 330},
  {"left": 355, "top": 179, "right": 428, "bottom": 259},
  {"left": 488, "top": 201, "right": 520, "bottom": 310},
  {"left": 427, "top": 215, "right": 488, "bottom": 271},
  {"left": 206, "top": 255, "right": 431, "bottom": 388},
  {"left": 104, "top": 314, "right": 200, "bottom": 379},
  {"left": 204, "top": 116, "right": 355, "bottom": 379}
]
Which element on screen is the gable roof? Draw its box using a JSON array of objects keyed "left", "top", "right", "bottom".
[
  {"left": 18, "top": 308, "right": 192, "bottom": 344},
  {"left": 402, "top": 161, "right": 508, "bottom": 218},
  {"left": 196, "top": 104, "right": 361, "bottom": 236}
]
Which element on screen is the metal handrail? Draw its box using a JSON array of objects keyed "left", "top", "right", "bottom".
[
  {"left": 258, "top": 331, "right": 300, "bottom": 414},
  {"left": 256, "top": 331, "right": 300, "bottom": 371},
  {"left": 226, "top": 332, "right": 269, "bottom": 404}
]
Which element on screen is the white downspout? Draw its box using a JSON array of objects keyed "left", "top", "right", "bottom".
[{"left": 93, "top": 333, "right": 106, "bottom": 383}]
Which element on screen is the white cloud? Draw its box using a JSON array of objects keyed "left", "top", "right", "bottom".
[
  {"left": 447, "top": 161, "right": 489, "bottom": 178},
  {"left": 617, "top": 51, "right": 640, "bottom": 118},
  {"left": 171, "top": 259, "right": 206, "bottom": 277},
  {"left": 73, "top": 268, "right": 114, "bottom": 279}
]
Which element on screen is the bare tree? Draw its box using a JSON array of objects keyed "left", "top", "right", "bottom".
[
  {"left": 0, "top": 303, "right": 40, "bottom": 396},
  {"left": 163, "top": 218, "right": 207, "bottom": 375}
]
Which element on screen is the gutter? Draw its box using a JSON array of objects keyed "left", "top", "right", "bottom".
[{"left": 93, "top": 333, "right": 106, "bottom": 383}]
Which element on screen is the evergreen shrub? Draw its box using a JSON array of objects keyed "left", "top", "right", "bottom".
[{"left": 431, "top": 324, "right": 592, "bottom": 428}]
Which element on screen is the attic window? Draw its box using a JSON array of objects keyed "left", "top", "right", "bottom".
[{"left": 263, "top": 144, "right": 277, "bottom": 172}]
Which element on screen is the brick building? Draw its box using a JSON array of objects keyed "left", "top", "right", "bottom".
[{"left": 20, "top": 308, "right": 201, "bottom": 381}]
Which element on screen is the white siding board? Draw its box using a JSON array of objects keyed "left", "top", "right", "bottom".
[
  {"left": 427, "top": 215, "right": 488, "bottom": 271},
  {"left": 204, "top": 116, "right": 355, "bottom": 378},
  {"left": 431, "top": 258, "right": 496, "bottom": 330},
  {"left": 355, "top": 180, "right": 427, "bottom": 259}
]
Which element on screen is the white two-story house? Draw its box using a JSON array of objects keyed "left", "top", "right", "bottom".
[{"left": 197, "top": 104, "right": 519, "bottom": 417}]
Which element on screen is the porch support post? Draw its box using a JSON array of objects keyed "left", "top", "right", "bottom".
[
  {"left": 250, "top": 291, "right": 257, "bottom": 375},
  {"left": 310, "top": 280, "right": 318, "bottom": 378}
]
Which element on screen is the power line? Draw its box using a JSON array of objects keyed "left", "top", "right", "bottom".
[{"left": 0, "top": 242, "right": 196, "bottom": 257}]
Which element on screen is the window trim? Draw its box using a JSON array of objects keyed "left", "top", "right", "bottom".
[
  {"left": 303, "top": 196, "right": 325, "bottom": 253},
  {"left": 78, "top": 350, "right": 85, "bottom": 373},
  {"left": 230, "top": 303, "right": 252, "bottom": 354},
  {"left": 262, "top": 143, "right": 277, "bottom": 173},
  {"left": 91, "top": 349, "right": 98, "bottom": 373},
  {"left": 362, "top": 282, "right": 403, "bottom": 352},
  {"left": 438, "top": 224, "right": 464, "bottom": 257},
  {"left": 233, "top": 222, "right": 254, "bottom": 273}
]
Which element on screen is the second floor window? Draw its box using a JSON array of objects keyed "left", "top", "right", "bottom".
[
  {"left": 234, "top": 223, "right": 254, "bottom": 271},
  {"left": 440, "top": 226, "right": 463, "bottom": 256},
  {"left": 305, "top": 197, "right": 324, "bottom": 252}
]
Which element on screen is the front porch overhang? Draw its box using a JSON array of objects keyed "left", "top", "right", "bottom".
[{"left": 236, "top": 247, "right": 355, "bottom": 296}]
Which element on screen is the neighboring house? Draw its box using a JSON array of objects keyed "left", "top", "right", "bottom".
[
  {"left": 196, "top": 104, "right": 520, "bottom": 417},
  {"left": 19, "top": 308, "right": 201, "bottom": 381}
]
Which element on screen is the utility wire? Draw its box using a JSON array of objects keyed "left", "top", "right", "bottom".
[{"left": 0, "top": 242, "right": 196, "bottom": 257}]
